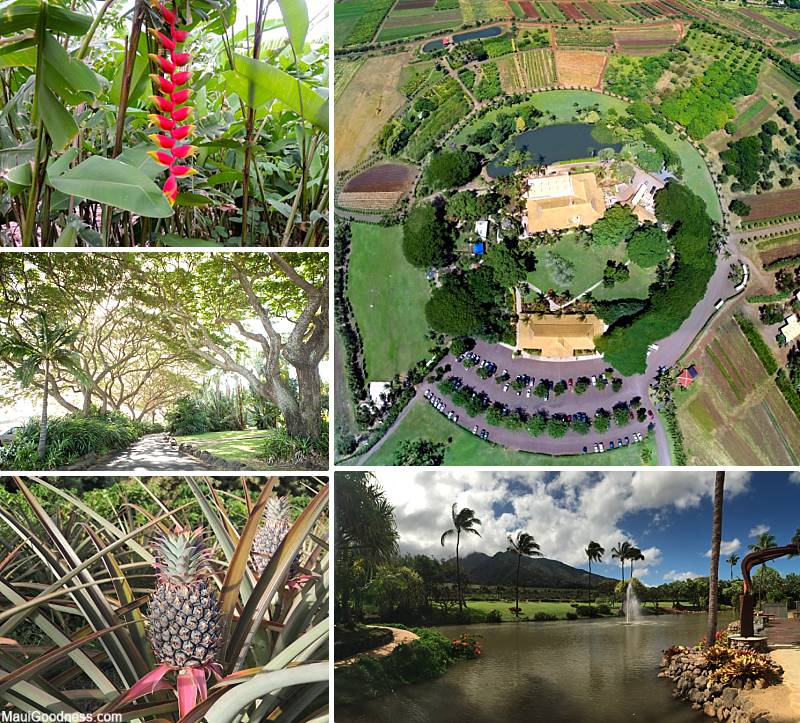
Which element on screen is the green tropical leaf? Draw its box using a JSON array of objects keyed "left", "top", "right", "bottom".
[
  {"left": 157, "top": 234, "right": 221, "bottom": 247},
  {"left": 53, "top": 226, "right": 77, "bottom": 246},
  {"left": 278, "top": 0, "right": 308, "bottom": 55},
  {"left": 175, "top": 192, "right": 212, "bottom": 206},
  {"left": 48, "top": 157, "right": 173, "bottom": 218},
  {"left": 42, "top": 32, "right": 99, "bottom": 95},
  {"left": 0, "top": 38, "right": 34, "bottom": 67},
  {"left": 4, "top": 162, "right": 32, "bottom": 195},
  {"left": 0, "top": 1, "right": 91, "bottom": 36},
  {"left": 231, "top": 53, "right": 328, "bottom": 132},
  {"left": 37, "top": 83, "right": 78, "bottom": 150},
  {"left": 0, "top": 142, "right": 36, "bottom": 171}
]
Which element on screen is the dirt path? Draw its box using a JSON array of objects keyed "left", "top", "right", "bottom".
[
  {"left": 736, "top": 649, "right": 800, "bottom": 723},
  {"left": 88, "top": 434, "right": 210, "bottom": 472},
  {"left": 337, "top": 627, "right": 420, "bottom": 667}
]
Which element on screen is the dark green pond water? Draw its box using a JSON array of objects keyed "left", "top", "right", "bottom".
[
  {"left": 487, "top": 123, "right": 622, "bottom": 178},
  {"left": 422, "top": 26, "right": 503, "bottom": 52},
  {"left": 336, "top": 612, "right": 734, "bottom": 723}
]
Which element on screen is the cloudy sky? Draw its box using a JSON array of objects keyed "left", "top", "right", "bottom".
[{"left": 367, "top": 470, "right": 800, "bottom": 586}]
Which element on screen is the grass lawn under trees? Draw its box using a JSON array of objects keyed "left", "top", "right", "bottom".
[
  {"left": 175, "top": 429, "right": 278, "bottom": 466},
  {"left": 525, "top": 232, "right": 655, "bottom": 301},
  {"left": 348, "top": 223, "right": 432, "bottom": 381},
  {"left": 365, "top": 399, "right": 657, "bottom": 465}
]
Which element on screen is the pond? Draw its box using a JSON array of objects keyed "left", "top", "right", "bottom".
[
  {"left": 422, "top": 26, "right": 503, "bottom": 53},
  {"left": 336, "top": 612, "right": 735, "bottom": 723},
  {"left": 486, "top": 123, "right": 622, "bottom": 178}
]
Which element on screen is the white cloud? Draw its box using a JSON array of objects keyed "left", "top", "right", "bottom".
[
  {"left": 705, "top": 538, "right": 741, "bottom": 558},
  {"left": 663, "top": 570, "right": 700, "bottom": 582},
  {"left": 790, "top": 472, "right": 800, "bottom": 484},
  {"left": 749, "top": 524, "right": 770, "bottom": 538},
  {"left": 371, "top": 470, "right": 752, "bottom": 578}
]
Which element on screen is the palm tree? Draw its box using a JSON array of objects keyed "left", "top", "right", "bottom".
[
  {"left": 628, "top": 547, "right": 645, "bottom": 579},
  {"left": 441, "top": 504, "right": 482, "bottom": 615},
  {"left": 0, "top": 312, "right": 84, "bottom": 461},
  {"left": 748, "top": 530, "right": 777, "bottom": 608},
  {"left": 508, "top": 531, "right": 541, "bottom": 618},
  {"left": 586, "top": 541, "right": 604, "bottom": 603},
  {"left": 707, "top": 471, "right": 725, "bottom": 646},
  {"left": 611, "top": 541, "right": 632, "bottom": 584},
  {"left": 726, "top": 553, "right": 740, "bottom": 580}
]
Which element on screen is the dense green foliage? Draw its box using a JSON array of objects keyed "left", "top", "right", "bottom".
[
  {"left": 402, "top": 204, "right": 453, "bottom": 268},
  {"left": 423, "top": 151, "right": 482, "bottom": 191},
  {"left": 735, "top": 314, "right": 779, "bottom": 375},
  {"left": 393, "top": 438, "right": 447, "bottom": 465},
  {"left": 0, "top": 409, "right": 152, "bottom": 470},
  {"left": 627, "top": 224, "right": 670, "bottom": 268},
  {"left": 597, "top": 183, "right": 717, "bottom": 375},
  {"left": 591, "top": 204, "right": 639, "bottom": 247}
]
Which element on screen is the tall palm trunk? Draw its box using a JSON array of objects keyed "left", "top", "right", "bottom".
[
  {"left": 456, "top": 533, "right": 463, "bottom": 615},
  {"left": 707, "top": 471, "right": 725, "bottom": 646},
  {"left": 515, "top": 550, "right": 522, "bottom": 617},
  {"left": 37, "top": 358, "right": 49, "bottom": 461},
  {"left": 620, "top": 560, "right": 624, "bottom": 584},
  {"left": 588, "top": 560, "right": 592, "bottom": 603}
]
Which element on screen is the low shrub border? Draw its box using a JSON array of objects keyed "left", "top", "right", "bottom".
[{"left": 735, "top": 314, "right": 779, "bottom": 375}]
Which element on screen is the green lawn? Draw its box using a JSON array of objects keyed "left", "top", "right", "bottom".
[
  {"left": 526, "top": 232, "right": 655, "bottom": 301},
  {"left": 646, "top": 123, "right": 722, "bottom": 222},
  {"left": 348, "top": 222, "right": 431, "bottom": 381},
  {"left": 334, "top": 0, "right": 372, "bottom": 47},
  {"left": 175, "top": 429, "right": 273, "bottom": 465},
  {"left": 465, "top": 600, "right": 617, "bottom": 621},
  {"left": 365, "top": 399, "right": 657, "bottom": 465}
]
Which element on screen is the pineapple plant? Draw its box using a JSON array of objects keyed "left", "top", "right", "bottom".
[
  {"left": 147, "top": 526, "right": 221, "bottom": 669},
  {"left": 251, "top": 496, "right": 293, "bottom": 576}
]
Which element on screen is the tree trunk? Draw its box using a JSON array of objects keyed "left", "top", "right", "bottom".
[
  {"left": 456, "top": 534, "right": 462, "bottom": 615},
  {"left": 37, "top": 360, "right": 49, "bottom": 461},
  {"left": 588, "top": 560, "right": 592, "bottom": 603},
  {"left": 294, "top": 362, "right": 323, "bottom": 439},
  {"left": 707, "top": 471, "right": 725, "bottom": 646},
  {"left": 515, "top": 552, "right": 521, "bottom": 617}
]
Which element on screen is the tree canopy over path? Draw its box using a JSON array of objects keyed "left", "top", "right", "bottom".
[{"left": 0, "top": 252, "right": 328, "bottom": 440}]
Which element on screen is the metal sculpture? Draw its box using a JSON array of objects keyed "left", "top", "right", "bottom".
[{"left": 739, "top": 544, "right": 800, "bottom": 637}]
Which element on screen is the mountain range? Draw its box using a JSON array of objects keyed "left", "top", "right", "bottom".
[{"left": 457, "top": 551, "right": 617, "bottom": 588}]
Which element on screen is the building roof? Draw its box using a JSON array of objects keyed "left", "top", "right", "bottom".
[
  {"left": 526, "top": 172, "right": 606, "bottom": 234},
  {"left": 677, "top": 367, "right": 698, "bottom": 388},
  {"left": 781, "top": 314, "right": 800, "bottom": 343},
  {"left": 516, "top": 313, "right": 605, "bottom": 358},
  {"left": 474, "top": 219, "right": 489, "bottom": 241}
]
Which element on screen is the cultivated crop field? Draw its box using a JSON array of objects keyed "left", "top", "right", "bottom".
[
  {"left": 537, "top": 1, "right": 566, "bottom": 19},
  {"left": 334, "top": 58, "right": 365, "bottom": 102},
  {"left": 741, "top": 189, "right": 800, "bottom": 222},
  {"left": 335, "top": 54, "right": 410, "bottom": 170},
  {"left": 613, "top": 26, "right": 681, "bottom": 55},
  {"left": 555, "top": 49, "right": 608, "bottom": 87},
  {"left": 404, "top": 78, "right": 471, "bottom": 161},
  {"left": 338, "top": 164, "right": 417, "bottom": 210},
  {"left": 377, "top": 7, "right": 463, "bottom": 42},
  {"left": 676, "top": 318, "right": 800, "bottom": 465},
  {"left": 498, "top": 49, "right": 558, "bottom": 91},
  {"left": 459, "top": 0, "right": 509, "bottom": 22},
  {"left": 555, "top": 26, "right": 614, "bottom": 47},
  {"left": 518, "top": 0, "right": 541, "bottom": 18}
]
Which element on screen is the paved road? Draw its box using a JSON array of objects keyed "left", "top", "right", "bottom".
[{"left": 88, "top": 434, "right": 210, "bottom": 472}]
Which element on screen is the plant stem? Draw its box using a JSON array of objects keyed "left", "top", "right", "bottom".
[
  {"left": 76, "top": 0, "right": 118, "bottom": 60},
  {"left": 21, "top": 3, "right": 49, "bottom": 247}
]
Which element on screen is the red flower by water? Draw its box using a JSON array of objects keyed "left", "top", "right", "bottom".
[{"left": 147, "top": 0, "right": 195, "bottom": 206}]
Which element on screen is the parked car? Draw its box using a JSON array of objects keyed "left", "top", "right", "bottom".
[
  {"left": 582, "top": 446, "right": 588, "bottom": 454},
  {"left": 648, "top": 409, "right": 654, "bottom": 420},
  {"left": 568, "top": 378, "right": 573, "bottom": 390},
  {"left": 609, "top": 441, "right": 615, "bottom": 449},
  {"left": 480, "top": 429, "right": 488, "bottom": 440},
  {"left": 503, "top": 383, "right": 509, "bottom": 393},
  {"left": 598, "top": 442, "right": 604, "bottom": 452},
  {"left": 452, "top": 414, "right": 458, "bottom": 423},
  {"left": 593, "top": 443, "right": 600, "bottom": 452},
  {"left": 525, "top": 387, "right": 532, "bottom": 398},
  {"left": 624, "top": 436, "right": 630, "bottom": 446},
  {"left": 591, "top": 375, "right": 597, "bottom": 386}
]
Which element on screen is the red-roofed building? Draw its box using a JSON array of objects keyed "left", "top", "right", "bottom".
[{"left": 677, "top": 365, "right": 699, "bottom": 388}]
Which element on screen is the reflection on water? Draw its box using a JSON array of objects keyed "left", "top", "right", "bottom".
[
  {"left": 336, "top": 612, "right": 734, "bottom": 723},
  {"left": 422, "top": 26, "right": 503, "bottom": 53},
  {"left": 487, "top": 123, "right": 622, "bottom": 178}
]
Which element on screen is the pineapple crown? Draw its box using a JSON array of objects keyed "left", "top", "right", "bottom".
[
  {"left": 265, "top": 496, "right": 291, "bottom": 520},
  {"left": 152, "top": 525, "right": 214, "bottom": 583}
]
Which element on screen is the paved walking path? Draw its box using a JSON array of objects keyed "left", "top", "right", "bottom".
[
  {"left": 88, "top": 434, "right": 210, "bottom": 472},
  {"left": 336, "top": 627, "right": 420, "bottom": 667}
]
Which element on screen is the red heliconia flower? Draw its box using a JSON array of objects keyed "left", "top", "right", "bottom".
[
  {"left": 171, "top": 88, "right": 192, "bottom": 105},
  {"left": 149, "top": 74, "right": 175, "bottom": 94},
  {"left": 170, "top": 165, "right": 197, "bottom": 177},
  {"left": 171, "top": 124, "right": 195, "bottom": 140},
  {"left": 149, "top": 28, "right": 176, "bottom": 52},
  {"left": 150, "top": 95, "right": 175, "bottom": 113},
  {"left": 149, "top": 133, "right": 176, "bottom": 149},
  {"left": 171, "top": 70, "right": 192, "bottom": 86},
  {"left": 148, "top": 0, "right": 196, "bottom": 207},
  {"left": 147, "top": 150, "right": 174, "bottom": 166},
  {"left": 148, "top": 114, "right": 175, "bottom": 131},
  {"left": 148, "top": 53, "right": 176, "bottom": 74},
  {"left": 162, "top": 174, "right": 178, "bottom": 206},
  {"left": 170, "top": 106, "right": 192, "bottom": 122},
  {"left": 171, "top": 144, "right": 197, "bottom": 159}
]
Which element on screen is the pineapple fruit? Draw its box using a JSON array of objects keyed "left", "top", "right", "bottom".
[
  {"left": 251, "top": 496, "right": 293, "bottom": 576},
  {"left": 147, "top": 526, "right": 221, "bottom": 668}
]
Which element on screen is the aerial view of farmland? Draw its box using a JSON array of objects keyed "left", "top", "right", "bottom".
[{"left": 333, "top": 0, "right": 800, "bottom": 466}]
